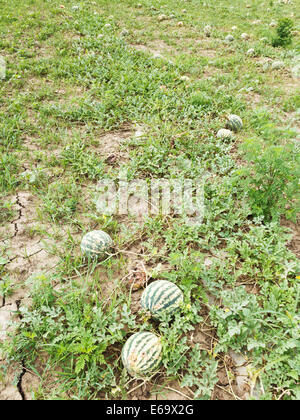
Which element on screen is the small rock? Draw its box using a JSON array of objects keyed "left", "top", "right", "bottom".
[
  {"left": 269, "top": 21, "right": 277, "bottom": 27},
  {"left": 231, "top": 25, "right": 238, "bottom": 31},
  {"left": 204, "top": 25, "right": 212, "bottom": 36},
  {"left": 180, "top": 75, "right": 190, "bottom": 81},
  {"left": 182, "top": 9, "right": 187, "bottom": 13},
  {"left": 153, "top": 52, "right": 163, "bottom": 59},
  {"left": 225, "top": 34, "right": 234, "bottom": 42},
  {"left": 241, "top": 33, "right": 250, "bottom": 40},
  {"left": 271, "top": 60, "right": 285, "bottom": 70},
  {"left": 204, "top": 257, "right": 213, "bottom": 267},
  {"left": 71, "top": 5, "right": 79, "bottom": 11},
  {"left": 135, "top": 128, "right": 144, "bottom": 138},
  {"left": 158, "top": 14, "right": 168, "bottom": 22},
  {"left": 229, "top": 350, "right": 247, "bottom": 367},
  {"left": 121, "top": 29, "right": 129, "bottom": 36},
  {"left": 177, "top": 21, "right": 184, "bottom": 27},
  {"left": 246, "top": 48, "right": 255, "bottom": 56},
  {"left": 104, "top": 23, "right": 112, "bottom": 28}
]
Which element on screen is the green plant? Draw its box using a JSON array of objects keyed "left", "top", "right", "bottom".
[
  {"left": 0, "top": 199, "right": 15, "bottom": 224},
  {"left": 237, "top": 139, "right": 300, "bottom": 221},
  {"left": 42, "top": 180, "right": 81, "bottom": 223},
  {"left": 3, "top": 272, "right": 138, "bottom": 399},
  {"left": 1, "top": 0, "right": 299, "bottom": 401},
  {"left": 272, "top": 18, "right": 294, "bottom": 47}
]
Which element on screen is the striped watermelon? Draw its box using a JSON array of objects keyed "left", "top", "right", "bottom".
[
  {"left": 226, "top": 114, "right": 243, "bottom": 132},
  {"left": 141, "top": 280, "right": 183, "bottom": 318},
  {"left": 217, "top": 128, "right": 234, "bottom": 140},
  {"left": 80, "top": 230, "right": 113, "bottom": 259},
  {"left": 122, "top": 332, "right": 162, "bottom": 377}
]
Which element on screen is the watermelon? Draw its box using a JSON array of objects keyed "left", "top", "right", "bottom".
[
  {"left": 141, "top": 280, "right": 183, "bottom": 318},
  {"left": 122, "top": 332, "right": 162, "bottom": 377},
  {"left": 80, "top": 230, "right": 113, "bottom": 259},
  {"left": 226, "top": 114, "right": 243, "bottom": 132},
  {"left": 217, "top": 128, "right": 234, "bottom": 140}
]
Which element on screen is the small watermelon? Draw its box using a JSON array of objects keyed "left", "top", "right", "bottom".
[
  {"left": 226, "top": 114, "right": 243, "bottom": 132},
  {"left": 141, "top": 280, "right": 183, "bottom": 318},
  {"left": 80, "top": 230, "right": 113, "bottom": 259},
  {"left": 122, "top": 332, "right": 162, "bottom": 377},
  {"left": 217, "top": 128, "right": 234, "bottom": 140}
]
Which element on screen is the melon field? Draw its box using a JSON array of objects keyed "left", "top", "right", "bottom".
[{"left": 0, "top": 0, "right": 299, "bottom": 401}]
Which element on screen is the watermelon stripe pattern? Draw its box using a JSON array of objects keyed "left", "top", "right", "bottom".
[
  {"left": 80, "top": 230, "right": 113, "bottom": 259},
  {"left": 226, "top": 114, "right": 243, "bottom": 132},
  {"left": 217, "top": 128, "right": 234, "bottom": 140},
  {"left": 141, "top": 280, "right": 183, "bottom": 318},
  {"left": 122, "top": 332, "right": 162, "bottom": 377}
]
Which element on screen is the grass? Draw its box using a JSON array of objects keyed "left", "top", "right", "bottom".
[{"left": 0, "top": 0, "right": 299, "bottom": 400}]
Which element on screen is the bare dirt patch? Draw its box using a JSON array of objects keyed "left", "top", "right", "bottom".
[
  {"left": 97, "top": 128, "right": 133, "bottom": 164},
  {"left": 282, "top": 217, "right": 300, "bottom": 258},
  {"left": 0, "top": 192, "right": 60, "bottom": 398}
]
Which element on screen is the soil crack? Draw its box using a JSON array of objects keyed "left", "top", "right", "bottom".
[{"left": 17, "top": 361, "right": 27, "bottom": 400}]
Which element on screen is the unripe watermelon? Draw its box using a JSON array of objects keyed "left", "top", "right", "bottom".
[
  {"left": 141, "top": 280, "right": 183, "bottom": 318},
  {"left": 217, "top": 128, "right": 234, "bottom": 140},
  {"left": 80, "top": 230, "right": 113, "bottom": 259},
  {"left": 122, "top": 332, "right": 162, "bottom": 377},
  {"left": 226, "top": 114, "right": 243, "bottom": 132}
]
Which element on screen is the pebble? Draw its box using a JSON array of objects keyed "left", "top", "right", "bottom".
[
  {"left": 241, "top": 33, "right": 250, "bottom": 40},
  {"left": 204, "top": 25, "right": 212, "bottom": 36},
  {"left": 225, "top": 34, "right": 234, "bottom": 42},
  {"left": 153, "top": 52, "right": 164, "bottom": 59},
  {"left": 158, "top": 14, "right": 168, "bottom": 22},
  {"left": 229, "top": 350, "right": 247, "bottom": 367},
  {"left": 135, "top": 128, "right": 144, "bottom": 138},
  {"left": 271, "top": 60, "right": 285, "bottom": 70},
  {"left": 180, "top": 75, "right": 190, "bottom": 81},
  {"left": 177, "top": 21, "right": 184, "bottom": 27},
  {"left": 246, "top": 48, "right": 255, "bottom": 56}
]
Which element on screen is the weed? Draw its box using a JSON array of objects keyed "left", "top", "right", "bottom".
[
  {"left": 238, "top": 139, "right": 300, "bottom": 221},
  {"left": 272, "top": 18, "right": 294, "bottom": 47}
]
